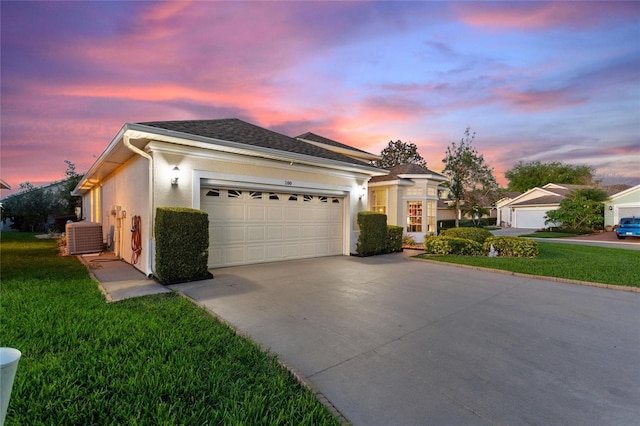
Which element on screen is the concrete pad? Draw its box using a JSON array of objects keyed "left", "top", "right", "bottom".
[
  {"left": 171, "top": 253, "right": 640, "bottom": 425},
  {"left": 80, "top": 253, "right": 171, "bottom": 302}
]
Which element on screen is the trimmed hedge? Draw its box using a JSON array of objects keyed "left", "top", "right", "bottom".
[
  {"left": 155, "top": 207, "right": 212, "bottom": 284},
  {"left": 387, "top": 225, "right": 403, "bottom": 253},
  {"left": 440, "top": 227, "right": 493, "bottom": 244},
  {"left": 424, "top": 236, "right": 483, "bottom": 256},
  {"left": 437, "top": 217, "right": 497, "bottom": 232},
  {"left": 356, "top": 211, "right": 388, "bottom": 256},
  {"left": 483, "top": 236, "right": 539, "bottom": 258}
]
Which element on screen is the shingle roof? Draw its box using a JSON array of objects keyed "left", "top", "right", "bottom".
[
  {"left": 295, "top": 132, "right": 374, "bottom": 155},
  {"left": 137, "top": 119, "right": 371, "bottom": 167},
  {"left": 369, "top": 164, "right": 447, "bottom": 183},
  {"left": 509, "top": 195, "right": 565, "bottom": 207}
]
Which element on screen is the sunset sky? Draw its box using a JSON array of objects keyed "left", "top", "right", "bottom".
[{"left": 2, "top": 1, "right": 639, "bottom": 195}]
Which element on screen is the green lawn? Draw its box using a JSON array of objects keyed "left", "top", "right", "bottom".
[
  {"left": 0, "top": 233, "right": 339, "bottom": 425},
  {"left": 418, "top": 242, "right": 639, "bottom": 287}
]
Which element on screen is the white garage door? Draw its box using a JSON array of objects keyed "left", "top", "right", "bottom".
[
  {"left": 201, "top": 188, "right": 344, "bottom": 268},
  {"left": 618, "top": 206, "right": 640, "bottom": 218},
  {"left": 515, "top": 208, "right": 553, "bottom": 229}
]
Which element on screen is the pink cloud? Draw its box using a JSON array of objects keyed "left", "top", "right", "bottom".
[
  {"left": 454, "top": 1, "right": 640, "bottom": 30},
  {"left": 493, "top": 87, "right": 588, "bottom": 112}
]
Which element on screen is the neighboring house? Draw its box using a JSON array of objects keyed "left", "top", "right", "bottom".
[
  {"left": 604, "top": 184, "right": 640, "bottom": 228},
  {"left": 368, "top": 164, "right": 448, "bottom": 242},
  {"left": 0, "top": 179, "right": 10, "bottom": 190},
  {"left": 495, "top": 191, "right": 523, "bottom": 227},
  {"left": 500, "top": 183, "right": 592, "bottom": 229},
  {"left": 72, "top": 119, "right": 387, "bottom": 275}
]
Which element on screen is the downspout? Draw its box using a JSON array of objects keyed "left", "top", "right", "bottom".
[{"left": 123, "top": 132, "right": 155, "bottom": 277}]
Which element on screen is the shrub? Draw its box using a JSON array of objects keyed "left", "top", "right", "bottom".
[
  {"left": 387, "top": 225, "right": 403, "bottom": 253},
  {"left": 424, "top": 236, "right": 483, "bottom": 256},
  {"left": 441, "top": 227, "right": 493, "bottom": 244},
  {"left": 483, "top": 236, "right": 539, "bottom": 258},
  {"left": 356, "top": 211, "right": 388, "bottom": 256},
  {"left": 402, "top": 234, "right": 416, "bottom": 247},
  {"left": 155, "top": 207, "right": 212, "bottom": 284}
]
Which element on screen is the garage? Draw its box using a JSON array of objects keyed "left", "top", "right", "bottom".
[
  {"left": 513, "top": 208, "right": 557, "bottom": 229},
  {"left": 201, "top": 187, "right": 344, "bottom": 268}
]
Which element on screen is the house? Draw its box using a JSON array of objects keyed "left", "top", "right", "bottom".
[
  {"left": 495, "top": 191, "right": 522, "bottom": 227},
  {"left": 499, "top": 183, "right": 592, "bottom": 229},
  {"left": 367, "top": 164, "right": 448, "bottom": 242},
  {"left": 72, "top": 119, "right": 387, "bottom": 275},
  {"left": 604, "top": 184, "right": 640, "bottom": 228}
]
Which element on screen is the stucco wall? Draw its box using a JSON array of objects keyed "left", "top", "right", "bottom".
[{"left": 96, "top": 155, "right": 150, "bottom": 274}]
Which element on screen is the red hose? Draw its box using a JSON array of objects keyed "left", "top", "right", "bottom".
[{"left": 131, "top": 215, "right": 142, "bottom": 265}]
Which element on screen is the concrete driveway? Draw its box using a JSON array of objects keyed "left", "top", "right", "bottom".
[{"left": 170, "top": 254, "right": 640, "bottom": 425}]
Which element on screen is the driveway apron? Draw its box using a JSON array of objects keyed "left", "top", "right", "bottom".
[{"left": 170, "top": 254, "right": 640, "bottom": 426}]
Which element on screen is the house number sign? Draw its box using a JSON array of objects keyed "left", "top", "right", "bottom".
[{"left": 284, "top": 180, "right": 293, "bottom": 186}]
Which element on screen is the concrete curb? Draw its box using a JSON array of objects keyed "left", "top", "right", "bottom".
[
  {"left": 409, "top": 255, "right": 640, "bottom": 293},
  {"left": 173, "top": 291, "right": 351, "bottom": 426}
]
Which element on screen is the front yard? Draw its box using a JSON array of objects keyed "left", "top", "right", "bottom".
[
  {"left": 0, "top": 233, "right": 339, "bottom": 425},
  {"left": 419, "top": 242, "right": 639, "bottom": 287}
]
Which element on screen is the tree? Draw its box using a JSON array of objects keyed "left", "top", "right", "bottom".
[
  {"left": 2, "top": 182, "right": 55, "bottom": 231},
  {"left": 373, "top": 140, "right": 427, "bottom": 169},
  {"left": 545, "top": 188, "right": 609, "bottom": 233},
  {"left": 505, "top": 161, "right": 595, "bottom": 192},
  {"left": 442, "top": 127, "right": 498, "bottom": 227},
  {"left": 1, "top": 160, "right": 84, "bottom": 231}
]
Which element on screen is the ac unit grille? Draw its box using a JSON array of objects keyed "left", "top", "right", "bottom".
[{"left": 66, "top": 222, "right": 103, "bottom": 255}]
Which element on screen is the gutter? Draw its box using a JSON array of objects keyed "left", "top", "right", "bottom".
[{"left": 123, "top": 131, "right": 155, "bottom": 278}]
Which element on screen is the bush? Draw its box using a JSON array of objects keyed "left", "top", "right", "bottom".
[
  {"left": 387, "top": 225, "right": 403, "bottom": 253},
  {"left": 356, "top": 211, "right": 388, "bottom": 256},
  {"left": 441, "top": 227, "right": 493, "bottom": 244},
  {"left": 402, "top": 234, "right": 416, "bottom": 247},
  {"left": 437, "top": 217, "right": 497, "bottom": 233},
  {"left": 424, "top": 236, "right": 483, "bottom": 256},
  {"left": 155, "top": 207, "right": 212, "bottom": 284},
  {"left": 483, "top": 236, "right": 539, "bottom": 258}
]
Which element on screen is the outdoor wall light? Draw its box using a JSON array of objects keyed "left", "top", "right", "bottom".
[
  {"left": 171, "top": 166, "right": 180, "bottom": 186},
  {"left": 359, "top": 186, "right": 366, "bottom": 200},
  {"left": 608, "top": 205, "right": 613, "bottom": 211}
]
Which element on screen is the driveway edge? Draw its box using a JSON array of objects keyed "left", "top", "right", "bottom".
[
  {"left": 173, "top": 290, "right": 351, "bottom": 426},
  {"left": 410, "top": 256, "right": 640, "bottom": 293}
]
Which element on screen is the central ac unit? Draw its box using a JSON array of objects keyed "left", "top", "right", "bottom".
[{"left": 66, "top": 222, "right": 103, "bottom": 255}]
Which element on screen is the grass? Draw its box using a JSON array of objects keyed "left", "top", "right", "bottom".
[
  {"left": 418, "top": 242, "right": 639, "bottom": 287},
  {"left": 0, "top": 233, "right": 340, "bottom": 425}
]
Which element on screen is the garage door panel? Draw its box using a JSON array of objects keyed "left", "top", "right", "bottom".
[
  {"left": 248, "top": 206, "right": 266, "bottom": 221},
  {"left": 225, "top": 226, "right": 245, "bottom": 243},
  {"left": 202, "top": 187, "right": 344, "bottom": 268},
  {"left": 247, "top": 246, "right": 265, "bottom": 262},
  {"left": 267, "top": 226, "right": 283, "bottom": 240},
  {"left": 246, "top": 226, "right": 265, "bottom": 242},
  {"left": 268, "top": 206, "right": 284, "bottom": 220}
]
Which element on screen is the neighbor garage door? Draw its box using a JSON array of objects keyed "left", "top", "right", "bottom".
[
  {"left": 514, "top": 208, "right": 553, "bottom": 229},
  {"left": 201, "top": 187, "right": 344, "bottom": 268},
  {"left": 618, "top": 206, "right": 640, "bottom": 218}
]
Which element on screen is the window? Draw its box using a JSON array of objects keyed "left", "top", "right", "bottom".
[
  {"left": 303, "top": 195, "right": 313, "bottom": 202},
  {"left": 407, "top": 201, "right": 422, "bottom": 232},
  {"left": 228, "top": 190, "right": 242, "bottom": 198},
  {"left": 332, "top": 198, "right": 340, "bottom": 204},
  {"left": 406, "top": 187, "right": 422, "bottom": 196},
  {"left": 250, "top": 191, "right": 262, "bottom": 199},
  {"left": 371, "top": 189, "right": 387, "bottom": 214},
  {"left": 206, "top": 189, "right": 220, "bottom": 197},
  {"left": 269, "top": 193, "right": 279, "bottom": 200},
  {"left": 288, "top": 194, "right": 298, "bottom": 201},
  {"left": 426, "top": 200, "right": 436, "bottom": 234},
  {"left": 319, "top": 196, "right": 328, "bottom": 203}
]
